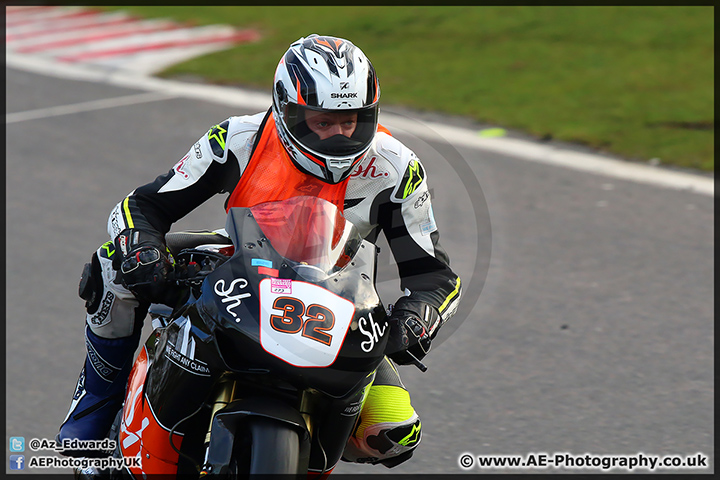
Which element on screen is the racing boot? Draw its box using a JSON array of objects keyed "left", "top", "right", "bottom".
[
  {"left": 342, "top": 413, "right": 421, "bottom": 467},
  {"left": 341, "top": 358, "right": 422, "bottom": 468},
  {"left": 57, "top": 326, "right": 139, "bottom": 457}
]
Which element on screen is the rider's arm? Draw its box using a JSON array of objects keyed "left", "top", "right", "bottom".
[
  {"left": 106, "top": 114, "right": 263, "bottom": 240},
  {"left": 373, "top": 135, "right": 462, "bottom": 334}
]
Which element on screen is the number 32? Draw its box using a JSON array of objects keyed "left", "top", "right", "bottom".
[{"left": 270, "top": 297, "right": 336, "bottom": 346}]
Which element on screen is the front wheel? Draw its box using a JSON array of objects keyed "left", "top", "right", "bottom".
[{"left": 230, "top": 416, "right": 306, "bottom": 475}]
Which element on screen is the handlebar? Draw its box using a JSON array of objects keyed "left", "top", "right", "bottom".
[{"left": 168, "top": 248, "right": 231, "bottom": 288}]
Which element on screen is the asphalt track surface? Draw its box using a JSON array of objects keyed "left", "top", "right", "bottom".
[{"left": 5, "top": 67, "right": 714, "bottom": 475}]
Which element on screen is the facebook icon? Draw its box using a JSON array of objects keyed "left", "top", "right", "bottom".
[{"left": 10, "top": 455, "right": 25, "bottom": 470}]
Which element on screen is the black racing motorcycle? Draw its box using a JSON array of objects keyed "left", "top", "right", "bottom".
[{"left": 77, "top": 196, "right": 423, "bottom": 478}]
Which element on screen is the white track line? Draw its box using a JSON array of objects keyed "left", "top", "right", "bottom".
[
  {"left": 5, "top": 91, "right": 179, "bottom": 124},
  {"left": 384, "top": 116, "right": 715, "bottom": 196},
  {"left": 6, "top": 52, "right": 713, "bottom": 197}
]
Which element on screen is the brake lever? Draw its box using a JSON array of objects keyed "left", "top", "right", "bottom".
[{"left": 405, "top": 351, "right": 428, "bottom": 372}]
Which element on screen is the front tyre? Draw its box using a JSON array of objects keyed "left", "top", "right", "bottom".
[{"left": 242, "top": 417, "right": 305, "bottom": 475}]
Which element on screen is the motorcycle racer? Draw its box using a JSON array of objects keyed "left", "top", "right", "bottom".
[{"left": 58, "top": 34, "right": 462, "bottom": 468}]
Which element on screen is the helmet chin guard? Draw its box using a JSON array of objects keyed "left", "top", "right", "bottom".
[{"left": 272, "top": 34, "right": 380, "bottom": 184}]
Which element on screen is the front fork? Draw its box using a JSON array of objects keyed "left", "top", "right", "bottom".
[{"left": 199, "top": 377, "right": 238, "bottom": 477}]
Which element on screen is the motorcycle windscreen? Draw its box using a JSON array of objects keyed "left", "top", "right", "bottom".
[{"left": 248, "top": 196, "right": 363, "bottom": 280}]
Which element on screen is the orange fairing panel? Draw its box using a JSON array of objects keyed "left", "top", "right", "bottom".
[{"left": 119, "top": 346, "right": 184, "bottom": 476}]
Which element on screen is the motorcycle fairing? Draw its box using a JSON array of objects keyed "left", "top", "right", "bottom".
[
  {"left": 118, "top": 315, "right": 223, "bottom": 477},
  {"left": 196, "top": 204, "right": 389, "bottom": 398},
  {"left": 118, "top": 344, "right": 184, "bottom": 476}
]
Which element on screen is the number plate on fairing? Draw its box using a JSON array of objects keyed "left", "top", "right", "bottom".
[{"left": 259, "top": 279, "right": 355, "bottom": 367}]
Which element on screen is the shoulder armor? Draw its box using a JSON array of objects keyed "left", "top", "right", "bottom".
[
  {"left": 206, "top": 119, "right": 230, "bottom": 160},
  {"left": 376, "top": 133, "right": 427, "bottom": 202}
]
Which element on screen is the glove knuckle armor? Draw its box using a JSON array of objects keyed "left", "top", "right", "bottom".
[
  {"left": 387, "top": 296, "right": 440, "bottom": 365},
  {"left": 112, "top": 229, "right": 173, "bottom": 305}
]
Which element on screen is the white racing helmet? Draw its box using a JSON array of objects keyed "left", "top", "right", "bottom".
[{"left": 272, "top": 34, "right": 380, "bottom": 184}]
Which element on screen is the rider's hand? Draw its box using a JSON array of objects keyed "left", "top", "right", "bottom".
[
  {"left": 386, "top": 297, "right": 440, "bottom": 366},
  {"left": 113, "top": 229, "right": 173, "bottom": 304}
]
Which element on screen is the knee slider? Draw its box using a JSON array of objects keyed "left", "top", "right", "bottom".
[
  {"left": 378, "top": 448, "right": 415, "bottom": 468},
  {"left": 79, "top": 252, "right": 104, "bottom": 314}
]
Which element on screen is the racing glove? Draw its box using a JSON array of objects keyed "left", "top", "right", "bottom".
[
  {"left": 386, "top": 296, "right": 441, "bottom": 366},
  {"left": 113, "top": 229, "right": 174, "bottom": 305}
]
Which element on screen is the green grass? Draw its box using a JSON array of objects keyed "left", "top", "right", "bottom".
[{"left": 98, "top": 6, "right": 714, "bottom": 171}]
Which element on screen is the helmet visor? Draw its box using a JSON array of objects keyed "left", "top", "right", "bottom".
[{"left": 284, "top": 104, "right": 378, "bottom": 157}]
